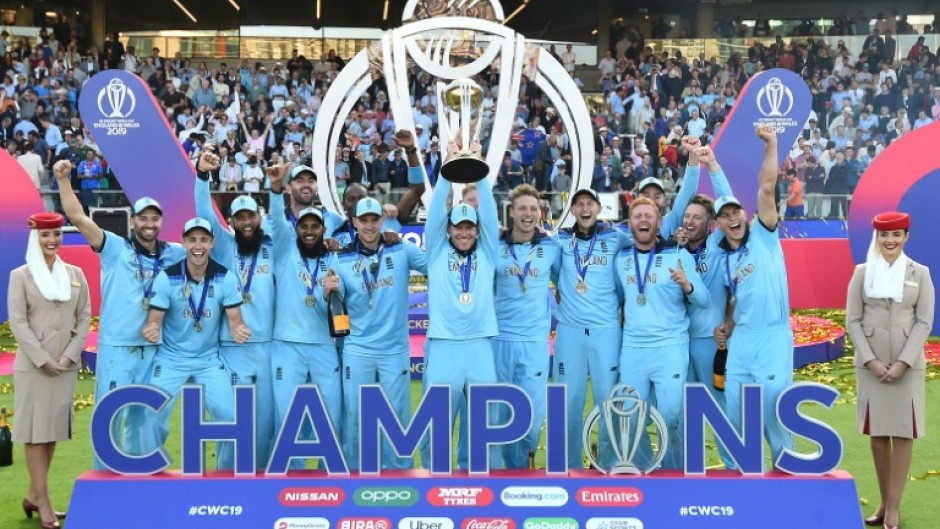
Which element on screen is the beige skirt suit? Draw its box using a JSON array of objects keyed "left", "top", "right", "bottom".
[
  {"left": 846, "top": 259, "right": 934, "bottom": 439},
  {"left": 8, "top": 264, "right": 91, "bottom": 443}
]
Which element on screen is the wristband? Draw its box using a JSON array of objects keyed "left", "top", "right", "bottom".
[
  {"left": 407, "top": 165, "right": 426, "bottom": 185},
  {"left": 405, "top": 148, "right": 418, "bottom": 154},
  {"left": 196, "top": 170, "right": 211, "bottom": 182}
]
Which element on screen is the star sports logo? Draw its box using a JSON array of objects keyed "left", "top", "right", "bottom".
[{"left": 427, "top": 487, "right": 494, "bottom": 507}]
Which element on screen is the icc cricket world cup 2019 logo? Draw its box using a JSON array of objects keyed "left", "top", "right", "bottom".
[
  {"left": 583, "top": 384, "right": 668, "bottom": 475},
  {"left": 97, "top": 78, "right": 137, "bottom": 118},
  {"left": 312, "top": 0, "right": 594, "bottom": 227},
  {"left": 756, "top": 77, "right": 793, "bottom": 118}
]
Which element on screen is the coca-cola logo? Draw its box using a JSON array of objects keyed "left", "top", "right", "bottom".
[{"left": 462, "top": 519, "right": 516, "bottom": 529}]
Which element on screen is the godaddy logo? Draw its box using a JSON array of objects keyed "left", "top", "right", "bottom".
[
  {"left": 354, "top": 487, "right": 419, "bottom": 507},
  {"left": 523, "top": 519, "right": 579, "bottom": 529}
]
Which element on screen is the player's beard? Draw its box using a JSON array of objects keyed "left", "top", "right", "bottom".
[
  {"left": 297, "top": 237, "right": 325, "bottom": 259},
  {"left": 235, "top": 228, "right": 265, "bottom": 257}
]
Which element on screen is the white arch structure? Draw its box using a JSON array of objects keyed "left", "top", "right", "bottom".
[{"left": 312, "top": 2, "right": 592, "bottom": 228}]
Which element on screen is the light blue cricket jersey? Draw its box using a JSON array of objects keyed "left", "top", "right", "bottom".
[
  {"left": 495, "top": 231, "right": 561, "bottom": 342},
  {"left": 425, "top": 176, "right": 499, "bottom": 340},
  {"left": 718, "top": 220, "right": 791, "bottom": 331},
  {"left": 328, "top": 239, "right": 427, "bottom": 356},
  {"left": 555, "top": 224, "right": 631, "bottom": 329},
  {"left": 683, "top": 165, "right": 735, "bottom": 339},
  {"left": 616, "top": 240, "right": 709, "bottom": 347},
  {"left": 95, "top": 231, "right": 186, "bottom": 346},
  {"left": 269, "top": 192, "right": 334, "bottom": 344},
  {"left": 195, "top": 178, "right": 275, "bottom": 344},
  {"left": 661, "top": 159, "right": 700, "bottom": 238},
  {"left": 328, "top": 216, "right": 402, "bottom": 247},
  {"left": 149, "top": 259, "right": 242, "bottom": 359}
]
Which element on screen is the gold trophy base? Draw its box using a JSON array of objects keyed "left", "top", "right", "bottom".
[{"left": 441, "top": 151, "right": 490, "bottom": 183}]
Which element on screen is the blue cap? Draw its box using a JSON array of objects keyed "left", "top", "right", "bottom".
[
  {"left": 449, "top": 204, "right": 478, "bottom": 225},
  {"left": 296, "top": 207, "right": 324, "bottom": 222},
  {"left": 230, "top": 195, "right": 259, "bottom": 215},
  {"left": 571, "top": 188, "right": 600, "bottom": 203},
  {"left": 133, "top": 197, "right": 162, "bottom": 215},
  {"left": 290, "top": 164, "right": 316, "bottom": 180},
  {"left": 355, "top": 197, "right": 383, "bottom": 218},
  {"left": 638, "top": 177, "right": 665, "bottom": 193},
  {"left": 182, "top": 217, "right": 213, "bottom": 237},
  {"left": 714, "top": 195, "right": 743, "bottom": 215}
]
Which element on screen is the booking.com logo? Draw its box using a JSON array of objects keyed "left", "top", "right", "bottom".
[
  {"left": 523, "top": 519, "right": 579, "bottom": 529},
  {"left": 501, "top": 487, "right": 569, "bottom": 507}
]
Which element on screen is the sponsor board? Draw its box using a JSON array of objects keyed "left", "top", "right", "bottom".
[
  {"left": 522, "top": 518, "right": 580, "bottom": 529},
  {"left": 427, "top": 487, "right": 494, "bottom": 507},
  {"left": 575, "top": 487, "right": 643, "bottom": 507},
  {"left": 279, "top": 487, "right": 345, "bottom": 507},
  {"left": 354, "top": 487, "right": 419, "bottom": 507},
  {"left": 338, "top": 518, "right": 392, "bottom": 529},
  {"left": 585, "top": 518, "right": 643, "bottom": 529},
  {"left": 398, "top": 518, "right": 455, "bottom": 529},
  {"left": 462, "top": 518, "right": 516, "bottom": 529},
  {"left": 500, "top": 486, "right": 569, "bottom": 507},
  {"left": 274, "top": 517, "right": 330, "bottom": 529}
]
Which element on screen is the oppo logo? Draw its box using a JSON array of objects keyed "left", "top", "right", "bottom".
[{"left": 354, "top": 487, "right": 419, "bottom": 506}]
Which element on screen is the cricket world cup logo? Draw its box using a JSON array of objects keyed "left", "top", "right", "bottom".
[
  {"left": 583, "top": 384, "right": 668, "bottom": 475},
  {"left": 97, "top": 78, "right": 137, "bottom": 118},
  {"left": 756, "top": 77, "right": 793, "bottom": 118}
]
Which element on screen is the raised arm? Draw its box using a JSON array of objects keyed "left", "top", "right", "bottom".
[
  {"left": 696, "top": 146, "right": 734, "bottom": 198},
  {"left": 426, "top": 143, "right": 455, "bottom": 255},
  {"left": 755, "top": 125, "right": 780, "bottom": 230},
  {"left": 53, "top": 159, "right": 105, "bottom": 250},
  {"left": 472, "top": 143, "right": 500, "bottom": 258},
  {"left": 267, "top": 164, "right": 293, "bottom": 257},
  {"left": 392, "top": 129, "right": 427, "bottom": 225}
]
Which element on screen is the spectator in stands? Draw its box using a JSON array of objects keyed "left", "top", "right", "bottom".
[
  {"left": 804, "top": 156, "right": 826, "bottom": 218},
  {"left": 825, "top": 150, "right": 853, "bottom": 218}
]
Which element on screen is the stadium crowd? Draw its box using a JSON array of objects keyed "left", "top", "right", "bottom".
[{"left": 2, "top": 12, "right": 939, "bottom": 222}]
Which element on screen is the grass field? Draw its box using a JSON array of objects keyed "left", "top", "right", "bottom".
[{"left": 0, "top": 319, "right": 938, "bottom": 528}]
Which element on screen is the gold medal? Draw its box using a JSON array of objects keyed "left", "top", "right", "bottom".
[
  {"left": 305, "top": 295, "right": 315, "bottom": 307},
  {"left": 576, "top": 280, "right": 587, "bottom": 294},
  {"left": 637, "top": 293, "right": 646, "bottom": 306},
  {"left": 194, "top": 321, "right": 203, "bottom": 332},
  {"left": 242, "top": 292, "right": 252, "bottom": 304},
  {"left": 520, "top": 283, "right": 527, "bottom": 294},
  {"left": 141, "top": 298, "right": 150, "bottom": 309},
  {"left": 460, "top": 292, "right": 473, "bottom": 305}
]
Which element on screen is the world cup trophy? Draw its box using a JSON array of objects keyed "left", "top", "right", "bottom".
[
  {"left": 439, "top": 78, "right": 489, "bottom": 183},
  {"left": 583, "top": 384, "right": 668, "bottom": 474}
]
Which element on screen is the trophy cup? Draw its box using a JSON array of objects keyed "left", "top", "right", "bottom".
[
  {"left": 583, "top": 384, "right": 667, "bottom": 474},
  {"left": 439, "top": 77, "right": 490, "bottom": 183}
]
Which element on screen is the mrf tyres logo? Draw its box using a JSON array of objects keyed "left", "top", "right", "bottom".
[{"left": 427, "top": 487, "right": 494, "bottom": 507}]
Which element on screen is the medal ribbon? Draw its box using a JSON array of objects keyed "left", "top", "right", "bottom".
[
  {"left": 724, "top": 245, "right": 746, "bottom": 298},
  {"left": 508, "top": 242, "right": 537, "bottom": 292},
  {"left": 632, "top": 245, "right": 657, "bottom": 299},
  {"left": 135, "top": 249, "right": 161, "bottom": 303},
  {"left": 572, "top": 232, "right": 598, "bottom": 285},
  {"left": 239, "top": 251, "right": 260, "bottom": 295},
  {"left": 302, "top": 256, "right": 321, "bottom": 300},
  {"left": 693, "top": 244, "right": 705, "bottom": 267},
  {"left": 459, "top": 253, "right": 473, "bottom": 297},
  {"left": 357, "top": 241, "right": 385, "bottom": 299},
  {"left": 186, "top": 275, "right": 211, "bottom": 329}
]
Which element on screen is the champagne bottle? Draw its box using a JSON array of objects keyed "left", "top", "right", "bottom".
[
  {"left": 528, "top": 449, "right": 536, "bottom": 470},
  {"left": 0, "top": 406, "right": 12, "bottom": 467},
  {"left": 326, "top": 269, "right": 351, "bottom": 338},
  {"left": 713, "top": 346, "right": 728, "bottom": 392}
]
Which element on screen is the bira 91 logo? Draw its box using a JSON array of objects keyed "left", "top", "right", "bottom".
[
  {"left": 576, "top": 487, "right": 643, "bottom": 507},
  {"left": 462, "top": 518, "right": 515, "bottom": 529},
  {"left": 279, "top": 487, "right": 345, "bottom": 507},
  {"left": 338, "top": 518, "right": 392, "bottom": 529},
  {"left": 427, "top": 487, "right": 494, "bottom": 507}
]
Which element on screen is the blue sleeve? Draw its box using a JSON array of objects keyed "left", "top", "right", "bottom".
[
  {"left": 680, "top": 250, "right": 709, "bottom": 309},
  {"left": 614, "top": 225, "right": 634, "bottom": 250},
  {"left": 268, "top": 192, "right": 292, "bottom": 261},
  {"left": 382, "top": 217, "right": 402, "bottom": 233},
  {"left": 150, "top": 271, "right": 171, "bottom": 310},
  {"left": 408, "top": 165, "right": 425, "bottom": 185},
  {"left": 426, "top": 174, "right": 452, "bottom": 257},
  {"left": 709, "top": 166, "right": 734, "bottom": 199},
  {"left": 406, "top": 241, "right": 428, "bottom": 275},
  {"left": 195, "top": 177, "right": 234, "bottom": 262},
  {"left": 222, "top": 270, "right": 243, "bottom": 308},
  {"left": 323, "top": 209, "right": 344, "bottom": 239},
  {"left": 326, "top": 253, "right": 348, "bottom": 298},
  {"left": 662, "top": 164, "right": 699, "bottom": 238},
  {"left": 614, "top": 252, "right": 625, "bottom": 304},
  {"left": 476, "top": 176, "right": 499, "bottom": 258},
  {"left": 550, "top": 244, "right": 561, "bottom": 284}
]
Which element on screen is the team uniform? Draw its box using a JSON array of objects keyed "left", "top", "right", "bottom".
[
  {"left": 421, "top": 176, "right": 499, "bottom": 470},
  {"left": 554, "top": 222, "right": 632, "bottom": 469},
  {"left": 616, "top": 240, "right": 709, "bottom": 469},
  {"left": 718, "top": 219, "right": 795, "bottom": 467},
  {"left": 268, "top": 192, "right": 342, "bottom": 468},
  {"left": 144, "top": 259, "right": 243, "bottom": 469},
  {"left": 195, "top": 179, "right": 276, "bottom": 468},
  {"left": 682, "top": 165, "right": 736, "bottom": 469},
  {"left": 492, "top": 231, "right": 560, "bottom": 468},
  {"left": 92, "top": 230, "right": 185, "bottom": 469},
  {"left": 329, "top": 235, "right": 427, "bottom": 469}
]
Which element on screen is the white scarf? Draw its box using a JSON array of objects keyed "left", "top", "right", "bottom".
[
  {"left": 25, "top": 230, "right": 72, "bottom": 302},
  {"left": 863, "top": 230, "right": 907, "bottom": 302}
]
